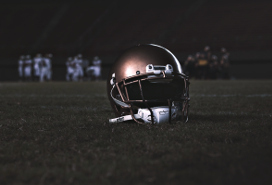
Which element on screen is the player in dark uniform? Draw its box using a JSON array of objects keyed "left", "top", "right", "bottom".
[
  {"left": 208, "top": 55, "right": 219, "bottom": 79},
  {"left": 196, "top": 46, "right": 211, "bottom": 79},
  {"left": 183, "top": 55, "right": 196, "bottom": 78},
  {"left": 219, "top": 47, "right": 230, "bottom": 79}
]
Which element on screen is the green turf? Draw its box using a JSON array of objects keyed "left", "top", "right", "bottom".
[{"left": 0, "top": 80, "right": 272, "bottom": 185}]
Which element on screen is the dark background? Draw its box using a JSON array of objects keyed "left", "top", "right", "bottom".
[{"left": 0, "top": 0, "right": 272, "bottom": 81}]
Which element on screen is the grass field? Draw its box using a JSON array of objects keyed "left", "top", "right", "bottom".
[{"left": 0, "top": 80, "right": 272, "bottom": 185}]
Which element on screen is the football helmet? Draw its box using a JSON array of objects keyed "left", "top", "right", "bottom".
[{"left": 107, "top": 44, "right": 190, "bottom": 124}]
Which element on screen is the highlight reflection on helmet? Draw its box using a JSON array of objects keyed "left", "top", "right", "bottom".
[{"left": 107, "top": 44, "right": 190, "bottom": 124}]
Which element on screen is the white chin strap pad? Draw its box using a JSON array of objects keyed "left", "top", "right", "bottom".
[{"left": 109, "top": 106, "right": 178, "bottom": 124}]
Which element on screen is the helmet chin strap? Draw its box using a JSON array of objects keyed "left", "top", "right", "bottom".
[
  {"left": 109, "top": 106, "right": 179, "bottom": 124},
  {"left": 109, "top": 114, "right": 141, "bottom": 123}
]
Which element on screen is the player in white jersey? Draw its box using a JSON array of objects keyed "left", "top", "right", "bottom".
[
  {"left": 18, "top": 55, "right": 25, "bottom": 81},
  {"left": 33, "top": 53, "right": 42, "bottom": 81},
  {"left": 40, "top": 54, "right": 51, "bottom": 82},
  {"left": 75, "top": 54, "right": 84, "bottom": 81},
  {"left": 24, "top": 55, "right": 32, "bottom": 81},
  {"left": 47, "top": 53, "right": 53, "bottom": 80},
  {"left": 66, "top": 57, "right": 75, "bottom": 81},
  {"left": 86, "top": 56, "right": 102, "bottom": 81},
  {"left": 72, "top": 56, "right": 81, "bottom": 81}
]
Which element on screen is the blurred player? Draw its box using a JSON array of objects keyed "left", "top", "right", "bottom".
[
  {"left": 18, "top": 55, "right": 25, "bottom": 81},
  {"left": 219, "top": 47, "right": 230, "bottom": 79},
  {"left": 66, "top": 57, "right": 75, "bottom": 81},
  {"left": 82, "top": 56, "right": 89, "bottom": 81},
  {"left": 77, "top": 54, "right": 84, "bottom": 81},
  {"left": 33, "top": 53, "right": 42, "bottom": 81},
  {"left": 24, "top": 55, "right": 32, "bottom": 81},
  {"left": 40, "top": 54, "right": 52, "bottom": 82},
  {"left": 209, "top": 55, "right": 219, "bottom": 79},
  {"left": 72, "top": 56, "right": 80, "bottom": 81},
  {"left": 86, "top": 56, "right": 102, "bottom": 81},
  {"left": 196, "top": 46, "right": 211, "bottom": 79},
  {"left": 47, "top": 53, "right": 53, "bottom": 81},
  {"left": 183, "top": 55, "right": 196, "bottom": 78},
  {"left": 70, "top": 54, "right": 83, "bottom": 82}
]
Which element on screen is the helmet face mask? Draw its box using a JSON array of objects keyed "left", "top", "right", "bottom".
[{"left": 107, "top": 44, "right": 190, "bottom": 124}]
